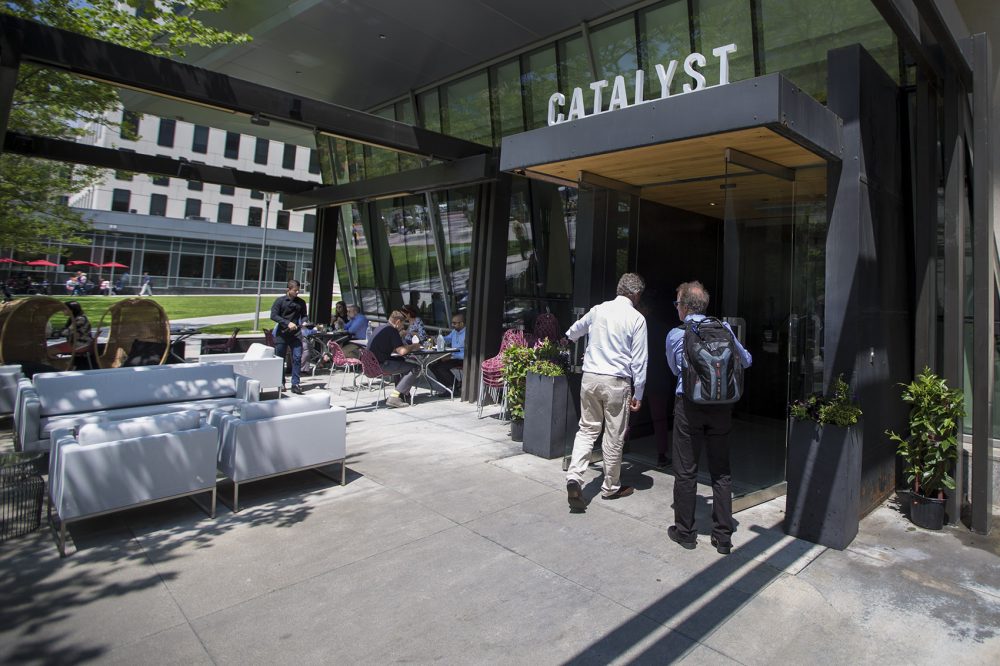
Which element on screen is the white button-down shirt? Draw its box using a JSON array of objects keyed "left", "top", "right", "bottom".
[{"left": 565, "top": 295, "right": 648, "bottom": 400}]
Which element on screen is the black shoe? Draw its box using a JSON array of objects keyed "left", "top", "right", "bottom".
[
  {"left": 601, "top": 486, "right": 634, "bottom": 500},
  {"left": 710, "top": 536, "right": 732, "bottom": 555},
  {"left": 656, "top": 454, "right": 671, "bottom": 468},
  {"left": 566, "top": 480, "right": 586, "bottom": 511},
  {"left": 668, "top": 526, "right": 696, "bottom": 550},
  {"left": 290, "top": 385, "right": 304, "bottom": 395}
]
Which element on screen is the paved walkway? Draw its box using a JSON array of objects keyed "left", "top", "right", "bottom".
[
  {"left": 171, "top": 311, "right": 271, "bottom": 327},
  {"left": 2, "top": 373, "right": 998, "bottom": 664}
]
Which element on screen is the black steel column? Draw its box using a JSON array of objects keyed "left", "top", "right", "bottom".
[
  {"left": 826, "top": 45, "right": 911, "bottom": 516},
  {"left": 912, "top": 70, "right": 938, "bottom": 372},
  {"left": 465, "top": 174, "right": 512, "bottom": 402},
  {"left": 308, "top": 205, "right": 339, "bottom": 326},
  {"left": 360, "top": 200, "right": 399, "bottom": 315},
  {"left": 941, "top": 68, "right": 966, "bottom": 525},
  {"left": 970, "top": 32, "right": 994, "bottom": 534},
  {"left": 0, "top": 39, "right": 20, "bottom": 153}
]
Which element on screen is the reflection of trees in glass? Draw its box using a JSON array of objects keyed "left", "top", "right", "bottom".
[
  {"left": 523, "top": 47, "right": 558, "bottom": 130},
  {"left": 691, "top": 0, "right": 754, "bottom": 85},
  {"left": 442, "top": 72, "right": 492, "bottom": 145},
  {"left": 492, "top": 59, "right": 524, "bottom": 142},
  {"left": 591, "top": 16, "right": 638, "bottom": 83}
]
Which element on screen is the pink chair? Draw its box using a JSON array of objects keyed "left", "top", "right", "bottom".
[
  {"left": 533, "top": 313, "right": 560, "bottom": 343},
  {"left": 477, "top": 328, "right": 526, "bottom": 419},
  {"left": 201, "top": 327, "right": 240, "bottom": 354},
  {"left": 356, "top": 348, "right": 397, "bottom": 408},
  {"left": 326, "top": 339, "right": 362, "bottom": 389},
  {"left": 263, "top": 328, "right": 275, "bottom": 348}
]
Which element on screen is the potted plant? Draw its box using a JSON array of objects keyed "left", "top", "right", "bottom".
[
  {"left": 522, "top": 339, "right": 572, "bottom": 458},
  {"left": 502, "top": 339, "right": 568, "bottom": 445},
  {"left": 886, "top": 368, "right": 964, "bottom": 530},
  {"left": 784, "top": 375, "right": 864, "bottom": 549}
]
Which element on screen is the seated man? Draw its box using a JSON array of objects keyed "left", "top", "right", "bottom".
[
  {"left": 344, "top": 304, "right": 369, "bottom": 340},
  {"left": 432, "top": 312, "right": 466, "bottom": 392},
  {"left": 369, "top": 310, "right": 421, "bottom": 408}
]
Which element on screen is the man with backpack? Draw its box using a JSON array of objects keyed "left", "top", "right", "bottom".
[
  {"left": 666, "top": 281, "right": 752, "bottom": 555},
  {"left": 565, "top": 273, "right": 648, "bottom": 510}
]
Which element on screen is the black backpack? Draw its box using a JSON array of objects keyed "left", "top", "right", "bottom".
[{"left": 682, "top": 317, "right": 744, "bottom": 404}]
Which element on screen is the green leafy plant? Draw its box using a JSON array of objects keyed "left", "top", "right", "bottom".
[
  {"left": 501, "top": 339, "right": 566, "bottom": 420},
  {"left": 789, "top": 375, "right": 862, "bottom": 427},
  {"left": 886, "top": 368, "right": 964, "bottom": 499}
]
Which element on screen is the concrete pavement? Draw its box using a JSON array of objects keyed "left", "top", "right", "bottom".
[{"left": 1, "top": 373, "right": 998, "bottom": 664}]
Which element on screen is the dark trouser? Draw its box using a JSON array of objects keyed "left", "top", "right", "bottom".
[
  {"left": 380, "top": 357, "right": 419, "bottom": 394},
  {"left": 647, "top": 391, "right": 673, "bottom": 458},
  {"left": 672, "top": 396, "right": 734, "bottom": 544},
  {"left": 274, "top": 332, "right": 302, "bottom": 387},
  {"left": 431, "top": 357, "right": 463, "bottom": 388}
]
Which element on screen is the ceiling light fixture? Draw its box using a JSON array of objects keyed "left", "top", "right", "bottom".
[{"left": 378, "top": 33, "right": 387, "bottom": 39}]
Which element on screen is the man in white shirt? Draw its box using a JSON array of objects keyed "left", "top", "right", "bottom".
[{"left": 565, "top": 273, "right": 649, "bottom": 509}]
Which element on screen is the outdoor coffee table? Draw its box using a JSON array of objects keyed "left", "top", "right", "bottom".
[{"left": 398, "top": 348, "right": 457, "bottom": 398}]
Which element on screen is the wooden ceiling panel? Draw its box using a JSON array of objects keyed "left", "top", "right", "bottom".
[{"left": 525, "top": 127, "right": 828, "bottom": 219}]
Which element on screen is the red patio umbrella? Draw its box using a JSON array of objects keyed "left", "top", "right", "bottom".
[
  {"left": 101, "top": 262, "right": 129, "bottom": 268},
  {"left": 66, "top": 260, "right": 99, "bottom": 267},
  {"left": 0, "top": 258, "right": 23, "bottom": 264},
  {"left": 26, "top": 260, "right": 58, "bottom": 267}
]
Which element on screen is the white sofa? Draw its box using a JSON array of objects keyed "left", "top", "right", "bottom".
[
  {"left": 48, "top": 411, "right": 218, "bottom": 556},
  {"left": 0, "top": 364, "right": 22, "bottom": 415},
  {"left": 197, "top": 343, "right": 283, "bottom": 394},
  {"left": 15, "top": 363, "right": 258, "bottom": 453},
  {"left": 210, "top": 393, "right": 347, "bottom": 511}
]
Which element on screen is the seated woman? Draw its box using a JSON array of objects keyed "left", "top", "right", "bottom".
[
  {"left": 330, "top": 300, "right": 349, "bottom": 330},
  {"left": 51, "top": 301, "right": 94, "bottom": 365},
  {"left": 400, "top": 304, "right": 427, "bottom": 343}
]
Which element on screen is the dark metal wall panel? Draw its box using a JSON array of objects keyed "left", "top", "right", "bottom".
[
  {"left": 0, "top": 41, "right": 18, "bottom": 148},
  {"left": 942, "top": 71, "right": 966, "bottom": 524},
  {"left": 500, "top": 74, "right": 843, "bottom": 172},
  {"left": 912, "top": 71, "right": 939, "bottom": 371},
  {"left": 464, "top": 175, "right": 512, "bottom": 402},
  {"left": 826, "top": 45, "right": 912, "bottom": 517},
  {"left": 0, "top": 14, "right": 487, "bottom": 161},
  {"left": 970, "top": 32, "right": 994, "bottom": 534},
  {"left": 308, "top": 206, "right": 339, "bottom": 326}
]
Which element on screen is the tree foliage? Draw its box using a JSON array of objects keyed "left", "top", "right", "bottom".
[{"left": 0, "top": 1, "right": 250, "bottom": 252}]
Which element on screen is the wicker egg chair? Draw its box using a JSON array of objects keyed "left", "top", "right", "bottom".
[
  {"left": 96, "top": 298, "right": 171, "bottom": 368},
  {"left": 0, "top": 296, "right": 75, "bottom": 370}
]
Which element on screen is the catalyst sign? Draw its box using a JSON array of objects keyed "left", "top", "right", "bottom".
[{"left": 547, "top": 43, "right": 738, "bottom": 126}]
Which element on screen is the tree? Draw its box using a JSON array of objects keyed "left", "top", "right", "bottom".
[{"left": 0, "top": 1, "right": 250, "bottom": 252}]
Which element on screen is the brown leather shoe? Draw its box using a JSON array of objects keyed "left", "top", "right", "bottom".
[{"left": 601, "top": 486, "right": 634, "bottom": 500}]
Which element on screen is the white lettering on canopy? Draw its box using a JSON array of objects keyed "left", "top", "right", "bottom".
[{"left": 547, "top": 43, "right": 737, "bottom": 126}]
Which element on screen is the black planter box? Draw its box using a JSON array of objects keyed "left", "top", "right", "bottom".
[
  {"left": 523, "top": 373, "right": 579, "bottom": 459},
  {"left": 784, "top": 420, "right": 862, "bottom": 550}
]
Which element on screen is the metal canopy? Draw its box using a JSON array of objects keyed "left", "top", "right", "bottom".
[
  {"left": 0, "top": 14, "right": 488, "bottom": 161},
  {"left": 499, "top": 74, "right": 843, "bottom": 218}
]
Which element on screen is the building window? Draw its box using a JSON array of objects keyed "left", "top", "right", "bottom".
[
  {"left": 213, "top": 256, "right": 237, "bottom": 279},
  {"left": 282, "top": 143, "right": 297, "bottom": 170},
  {"left": 243, "top": 258, "right": 260, "bottom": 281},
  {"left": 111, "top": 188, "right": 131, "bottom": 212},
  {"left": 184, "top": 198, "right": 202, "bottom": 219},
  {"left": 192, "top": 125, "right": 209, "bottom": 154},
  {"left": 250, "top": 189, "right": 264, "bottom": 200},
  {"left": 308, "top": 148, "right": 320, "bottom": 174},
  {"left": 179, "top": 254, "right": 204, "bottom": 278},
  {"left": 121, "top": 110, "right": 140, "bottom": 141},
  {"left": 276, "top": 210, "right": 290, "bottom": 230},
  {"left": 143, "top": 251, "right": 169, "bottom": 275},
  {"left": 152, "top": 155, "right": 170, "bottom": 186},
  {"left": 157, "top": 118, "right": 176, "bottom": 147},
  {"left": 254, "top": 137, "right": 269, "bottom": 165},
  {"left": 217, "top": 202, "right": 233, "bottom": 223},
  {"left": 302, "top": 213, "right": 316, "bottom": 233},
  {"left": 247, "top": 206, "right": 262, "bottom": 227},
  {"left": 224, "top": 131, "right": 240, "bottom": 159},
  {"left": 149, "top": 193, "right": 167, "bottom": 217},
  {"left": 442, "top": 71, "right": 491, "bottom": 144},
  {"left": 219, "top": 184, "right": 234, "bottom": 195},
  {"left": 188, "top": 179, "right": 203, "bottom": 191},
  {"left": 115, "top": 148, "right": 135, "bottom": 181},
  {"left": 491, "top": 58, "right": 523, "bottom": 142}
]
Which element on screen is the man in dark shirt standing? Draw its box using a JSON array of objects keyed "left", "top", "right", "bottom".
[
  {"left": 270, "top": 279, "right": 308, "bottom": 394},
  {"left": 369, "top": 310, "right": 421, "bottom": 408}
]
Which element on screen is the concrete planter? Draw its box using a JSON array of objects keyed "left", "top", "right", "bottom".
[
  {"left": 784, "top": 419, "right": 862, "bottom": 550},
  {"left": 523, "top": 372, "right": 578, "bottom": 459}
]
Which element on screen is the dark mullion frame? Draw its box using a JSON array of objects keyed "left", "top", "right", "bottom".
[{"left": 749, "top": 0, "right": 764, "bottom": 77}]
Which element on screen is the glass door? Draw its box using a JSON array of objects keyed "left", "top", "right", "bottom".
[{"left": 720, "top": 151, "right": 797, "bottom": 509}]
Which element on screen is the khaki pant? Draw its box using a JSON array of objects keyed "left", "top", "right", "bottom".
[{"left": 566, "top": 373, "right": 632, "bottom": 496}]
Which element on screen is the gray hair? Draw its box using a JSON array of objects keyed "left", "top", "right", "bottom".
[
  {"left": 616, "top": 273, "right": 645, "bottom": 298},
  {"left": 677, "top": 281, "right": 709, "bottom": 314}
]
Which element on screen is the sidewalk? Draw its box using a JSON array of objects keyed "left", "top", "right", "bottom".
[
  {"left": 1, "top": 374, "right": 998, "bottom": 664},
  {"left": 171, "top": 311, "right": 271, "bottom": 327}
]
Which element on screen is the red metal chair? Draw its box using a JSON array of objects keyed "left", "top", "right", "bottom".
[
  {"left": 533, "top": 313, "right": 560, "bottom": 343},
  {"left": 477, "top": 328, "right": 525, "bottom": 419},
  {"left": 263, "top": 328, "right": 275, "bottom": 348},
  {"left": 355, "top": 348, "right": 397, "bottom": 408},
  {"left": 326, "top": 339, "right": 362, "bottom": 390},
  {"left": 201, "top": 327, "right": 239, "bottom": 354}
]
